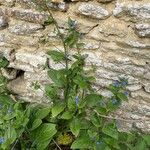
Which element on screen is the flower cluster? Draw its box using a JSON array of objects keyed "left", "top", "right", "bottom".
[{"left": 0, "top": 137, "right": 5, "bottom": 144}]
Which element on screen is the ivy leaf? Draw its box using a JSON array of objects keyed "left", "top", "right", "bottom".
[
  {"left": 117, "top": 93, "right": 128, "bottom": 101},
  {"left": 102, "top": 123, "right": 118, "bottom": 140},
  {"left": 47, "top": 50, "right": 65, "bottom": 62},
  {"left": 52, "top": 103, "right": 65, "bottom": 118},
  {"left": 35, "top": 107, "right": 51, "bottom": 119},
  {"left": 31, "top": 119, "right": 42, "bottom": 130}
]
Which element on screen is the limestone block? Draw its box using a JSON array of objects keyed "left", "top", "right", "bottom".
[
  {"left": 78, "top": 3, "right": 109, "bottom": 19},
  {"left": 113, "top": 2, "right": 150, "bottom": 22},
  {"left": 8, "top": 21, "right": 44, "bottom": 35},
  {"left": 0, "top": 16, "right": 8, "bottom": 30},
  {"left": 135, "top": 23, "right": 150, "bottom": 38}
]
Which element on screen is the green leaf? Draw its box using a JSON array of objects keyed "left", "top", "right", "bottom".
[
  {"left": 133, "top": 139, "right": 147, "bottom": 150},
  {"left": 33, "top": 123, "right": 57, "bottom": 150},
  {"left": 45, "top": 85, "right": 59, "bottom": 99},
  {"left": 61, "top": 111, "right": 73, "bottom": 120},
  {"left": 0, "top": 94, "right": 14, "bottom": 105},
  {"left": 0, "top": 57, "right": 9, "bottom": 68},
  {"left": 31, "top": 119, "right": 42, "bottom": 130},
  {"left": 91, "top": 113, "right": 102, "bottom": 128},
  {"left": 44, "top": 16, "right": 54, "bottom": 25},
  {"left": 85, "top": 94, "right": 102, "bottom": 107},
  {"left": 102, "top": 123, "right": 118, "bottom": 140},
  {"left": 48, "top": 69, "right": 66, "bottom": 87},
  {"left": 71, "top": 134, "right": 92, "bottom": 149},
  {"left": 52, "top": 103, "right": 65, "bottom": 118},
  {"left": 35, "top": 107, "right": 51, "bottom": 119},
  {"left": 143, "top": 134, "right": 150, "bottom": 146},
  {"left": 70, "top": 118, "right": 82, "bottom": 137},
  {"left": 103, "top": 137, "right": 120, "bottom": 150},
  {"left": 117, "top": 93, "right": 128, "bottom": 101},
  {"left": 47, "top": 50, "right": 65, "bottom": 62},
  {"left": 95, "top": 141, "right": 111, "bottom": 150}
]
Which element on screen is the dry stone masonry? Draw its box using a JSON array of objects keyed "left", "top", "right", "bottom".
[{"left": 0, "top": 0, "right": 150, "bottom": 133}]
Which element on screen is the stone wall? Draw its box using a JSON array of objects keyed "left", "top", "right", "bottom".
[{"left": 0, "top": 0, "right": 150, "bottom": 133}]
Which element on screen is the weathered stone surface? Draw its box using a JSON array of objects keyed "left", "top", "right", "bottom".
[
  {"left": 1, "top": 0, "right": 16, "bottom": 7},
  {"left": 116, "top": 40, "right": 150, "bottom": 49},
  {"left": 97, "top": 0, "right": 114, "bottom": 3},
  {"left": 135, "top": 23, "right": 150, "bottom": 38},
  {"left": 113, "top": 2, "right": 150, "bottom": 22},
  {"left": 47, "top": 2, "right": 68, "bottom": 12},
  {"left": 0, "top": 0, "right": 149, "bottom": 133},
  {"left": 1, "top": 68, "right": 17, "bottom": 80},
  {"left": 0, "top": 16, "right": 8, "bottom": 29},
  {"left": 0, "top": 7, "right": 49, "bottom": 24},
  {"left": 78, "top": 3, "right": 109, "bottom": 19},
  {"left": 8, "top": 21, "right": 44, "bottom": 35}
]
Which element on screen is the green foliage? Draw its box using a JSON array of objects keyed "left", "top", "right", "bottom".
[{"left": 0, "top": 1, "right": 149, "bottom": 150}]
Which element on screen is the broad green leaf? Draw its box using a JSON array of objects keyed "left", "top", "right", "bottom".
[
  {"left": 95, "top": 141, "right": 111, "bottom": 150},
  {"left": 103, "top": 137, "right": 120, "bottom": 150},
  {"left": 61, "top": 111, "right": 73, "bottom": 120},
  {"left": 117, "top": 93, "right": 128, "bottom": 101},
  {"left": 102, "top": 123, "right": 118, "bottom": 140},
  {"left": 67, "top": 96, "right": 76, "bottom": 111},
  {"left": 85, "top": 94, "right": 102, "bottom": 107},
  {"left": 0, "top": 94, "right": 14, "bottom": 105},
  {"left": 133, "top": 139, "right": 147, "bottom": 150},
  {"left": 48, "top": 69, "right": 66, "bottom": 87},
  {"left": 73, "top": 76, "right": 87, "bottom": 89},
  {"left": 71, "top": 135, "right": 92, "bottom": 149},
  {"left": 0, "top": 57, "right": 9, "bottom": 68},
  {"left": 33, "top": 123, "right": 57, "bottom": 150},
  {"left": 47, "top": 50, "right": 65, "bottom": 62},
  {"left": 45, "top": 85, "right": 59, "bottom": 99},
  {"left": 31, "top": 119, "right": 42, "bottom": 130},
  {"left": 70, "top": 118, "right": 82, "bottom": 137},
  {"left": 52, "top": 103, "right": 65, "bottom": 118},
  {"left": 143, "top": 134, "right": 150, "bottom": 146},
  {"left": 91, "top": 113, "right": 102, "bottom": 128},
  {"left": 35, "top": 107, "right": 51, "bottom": 119}
]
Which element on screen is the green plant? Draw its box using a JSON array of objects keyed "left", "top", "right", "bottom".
[{"left": 0, "top": 0, "right": 150, "bottom": 149}]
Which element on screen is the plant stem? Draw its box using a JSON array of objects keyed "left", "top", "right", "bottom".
[
  {"left": 43, "top": 1, "right": 69, "bottom": 100},
  {"left": 52, "top": 139, "right": 62, "bottom": 150}
]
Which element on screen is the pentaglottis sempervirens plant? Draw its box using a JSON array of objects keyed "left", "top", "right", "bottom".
[{"left": 0, "top": 0, "right": 150, "bottom": 149}]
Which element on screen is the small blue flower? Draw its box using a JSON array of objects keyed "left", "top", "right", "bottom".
[
  {"left": 75, "top": 96, "right": 79, "bottom": 106},
  {"left": 0, "top": 137, "right": 5, "bottom": 144},
  {"left": 124, "top": 91, "right": 129, "bottom": 96},
  {"left": 96, "top": 141, "right": 102, "bottom": 145},
  {"left": 0, "top": 103, "right": 3, "bottom": 110},
  {"left": 8, "top": 107, "right": 13, "bottom": 114},
  {"left": 121, "top": 81, "right": 127, "bottom": 87},
  {"left": 112, "top": 99, "right": 118, "bottom": 105},
  {"left": 114, "top": 80, "right": 119, "bottom": 87}
]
